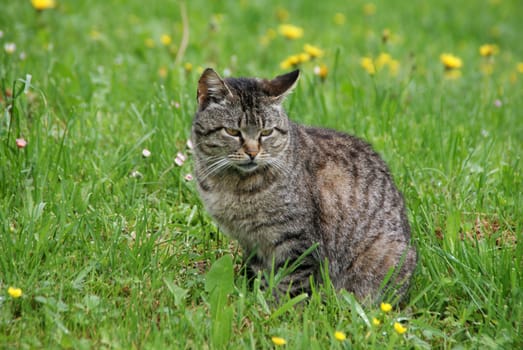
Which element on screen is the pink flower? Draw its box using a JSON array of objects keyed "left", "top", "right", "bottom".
[
  {"left": 175, "top": 152, "right": 186, "bottom": 166},
  {"left": 142, "top": 148, "right": 151, "bottom": 158},
  {"left": 184, "top": 174, "right": 193, "bottom": 181},
  {"left": 16, "top": 138, "right": 27, "bottom": 149}
]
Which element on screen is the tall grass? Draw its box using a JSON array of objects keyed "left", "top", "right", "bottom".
[{"left": 1, "top": 0, "right": 522, "bottom": 348}]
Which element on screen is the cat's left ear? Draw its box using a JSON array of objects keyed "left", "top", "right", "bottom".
[{"left": 264, "top": 69, "right": 300, "bottom": 104}]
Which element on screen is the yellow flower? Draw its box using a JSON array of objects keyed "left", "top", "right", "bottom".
[
  {"left": 360, "top": 57, "right": 376, "bottom": 75},
  {"left": 363, "top": 3, "right": 376, "bottom": 16},
  {"left": 271, "top": 336, "right": 287, "bottom": 346},
  {"left": 440, "top": 53, "right": 463, "bottom": 70},
  {"left": 31, "top": 0, "right": 56, "bottom": 10},
  {"left": 380, "top": 302, "right": 392, "bottom": 313},
  {"left": 334, "top": 331, "right": 347, "bottom": 341},
  {"left": 276, "top": 7, "right": 290, "bottom": 22},
  {"left": 161, "top": 34, "right": 172, "bottom": 46},
  {"left": 333, "top": 13, "right": 346, "bottom": 25},
  {"left": 375, "top": 53, "right": 392, "bottom": 70},
  {"left": 393, "top": 322, "right": 407, "bottom": 334},
  {"left": 145, "top": 38, "right": 155, "bottom": 48},
  {"left": 479, "top": 44, "right": 499, "bottom": 57},
  {"left": 8, "top": 287, "right": 22, "bottom": 298},
  {"left": 184, "top": 62, "right": 193, "bottom": 72},
  {"left": 517, "top": 62, "right": 523, "bottom": 73},
  {"left": 303, "top": 44, "right": 324, "bottom": 58},
  {"left": 280, "top": 55, "right": 301, "bottom": 69},
  {"left": 158, "top": 66, "right": 168, "bottom": 78},
  {"left": 279, "top": 24, "right": 304, "bottom": 40},
  {"left": 314, "top": 64, "right": 328, "bottom": 79},
  {"left": 372, "top": 317, "right": 381, "bottom": 326}
]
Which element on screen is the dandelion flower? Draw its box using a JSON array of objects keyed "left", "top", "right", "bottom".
[
  {"left": 278, "top": 24, "right": 304, "bottom": 40},
  {"left": 375, "top": 53, "right": 392, "bottom": 70},
  {"left": 360, "top": 57, "right": 376, "bottom": 75},
  {"left": 516, "top": 62, "right": 523, "bottom": 73},
  {"left": 161, "top": 34, "right": 172, "bottom": 46},
  {"left": 4, "top": 43, "right": 16, "bottom": 55},
  {"left": 380, "top": 302, "right": 392, "bottom": 313},
  {"left": 363, "top": 3, "right": 376, "bottom": 16},
  {"left": 280, "top": 55, "right": 301, "bottom": 70},
  {"left": 333, "top": 13, "right": 346, "bottom": 25},
  {"left": 8, "top": 287, "right": 22, "bottom": 298},
  {"left": 184, "top": 62, "right": 193, "bottom": 72},
  {"left": 479, "top": 44, "right": 499, "bottom": 57},
  {"left": 16, "top": 138, "right": 27, "bottom": 149},
  {"left": 271, "top": 336, "right": 287, "bottom": 346},
  {"left": 440, "top": 53, "right": 463, "bottom": 70},
  {"left": 313, "top": 64, "right": 328, "bottom": 80},
  {"left": 372, "top": 317, "right": 381, "bottom": 326},
  {"left": 304, "top": 44, "right": 324, "bottom": 58},
  {"left": 334, "top": 331, "right": 346, "bottom": 341},
  {"left": 393, "top": 322, "right": 407, "bottom": 334},
  {"left": 31, "top": 0, "right": 56, "bottom": 10}
]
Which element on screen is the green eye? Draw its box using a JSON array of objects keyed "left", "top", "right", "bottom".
[
  {"left": 260, "top": 129, "right": 274, "bottom": 137},
  {"left": 224, "top": 128, "right": 240, "bottom": 137}
]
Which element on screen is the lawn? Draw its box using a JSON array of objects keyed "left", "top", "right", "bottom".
[{"left": 1, "top": 0, "right": 522, "bottom": 348}]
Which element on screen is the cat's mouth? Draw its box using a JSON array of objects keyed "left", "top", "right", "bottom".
[{"left": 236, "top": 161, "right": 259, "bottom": 172}]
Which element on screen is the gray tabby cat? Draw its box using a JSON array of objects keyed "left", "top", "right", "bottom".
[{"left": 191, "top": 68, "right": 416, "bottom": 302}]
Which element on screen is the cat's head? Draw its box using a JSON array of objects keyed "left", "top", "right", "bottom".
[{"left": 192, "top": 68, "right": 299, "bottom": 175}]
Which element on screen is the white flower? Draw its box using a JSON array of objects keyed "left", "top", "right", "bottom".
[
  {"left": 142, "top": 148, "right": 151, "bottom": 158},
  {"left": 186, "top": 139, "right": 194, "bottom": 150},
  {"left": 184, "top": 174, "right": 193, "bottom": 181},
  {"left": 4, "top": 42, "right": 16, "bottom": 54}
]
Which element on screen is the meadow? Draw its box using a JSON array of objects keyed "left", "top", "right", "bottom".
[{"left": 1, "top": 0, "right": 522, "bottom": 348}]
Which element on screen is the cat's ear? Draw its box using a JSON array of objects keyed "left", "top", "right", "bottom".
[
  {"left": 197, "top": 68, "right": 233, "bottom": 107},
  {"left": 264, "top": 69, "right": 300, "bottom": 103}
]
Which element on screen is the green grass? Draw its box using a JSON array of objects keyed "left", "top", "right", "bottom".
[{"left": 1, "top": 0, "right": 522, "bottom": 348}]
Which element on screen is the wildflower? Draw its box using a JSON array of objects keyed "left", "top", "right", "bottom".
[
  {"left": 363, "top": 3, "right": 376, "bottom": 16},
  {"left": 313, "top": 64, "right": 328, "bottom": 80},
  {"left": 333, "top": 13, "right": 346, "bottom": 25},
  {"left": 19, "top": 52, "right": 27, "bottom": 60},
  {"left": 479, "top": 44, "right": 499, "bottom": 57},
  {"left": 280, "top": 55, "right": 301, "bottom": 70},
  {"left": 186, "top": 139, "right": 194, "bottom": 150},
  {"left": 4, "top": 43, "right": 16, "bottom": 55},
  {"left": 184, "top": 62, "right": 193, "bottom": 72},
  {"left": 380, "top": 302, "right": 392, "bottom": 313},
  {"left": 360, "top": 57, "right": 376, "bottom": 75},
  {"left": 158, "top": 67, "right": 168, "bottom": 78},
  {"left": 130, "top": 170, "right": 143, "bottom": 179},
  {"left": 8, "top": 287, "right": 22, "bottom": 298},
  {"left": 175, "top": 152, "right": 186, "bottom": 166},
  {"left": 393, "top": 322, "right": 407, "bottom": 334},
  {"left": 161, "top": 34, "right": 172, "bottom": 46},
  {"left": 375, "top": 53, "right": 392, "bottom": 70},
  {"left": 271, "top": 336, "right": 287, "bottom": 346},
  {"left": 142, "top": 149, "right": 151, "bottom": 158},
  {"left": 494, "top": 99, "right": 502, "bottom": 108},
  {"left": 145, "top": 38, "right": 155, "bottom": 48},
  {"left": 31, "top": 0, "right": 56, "bottom": 11},
  {"left": 516, "top": 62, "right": 523, "bottom": 73},
  {"left": 440, "top": 53, "right": 462, "bottom": 70},
  {"left": 334, "top": 331, "right": 347, "bottom": 341},
  {"left": 184, "top": 174, "right": 193, "bottom": 181},
  {"left": 303, "top": 44, "right": 323, "bottom": 58},
  {"left": 16, "top": 138, "right": 27, "bottom": 149},
  {"left": 260, "top": 28, "right": 277, "bottom": 46},
  {"left": 278, "top": 24, "right": 303, "bottom": 40},
  {"left": 276, "top": 7, "right": 289, "bottom": 22},
  {"left": 382, "top": 28, "right": 391, "bottom": 43},
  {"left": 372, "top": 317, "right": 381, "bottom": 326}
]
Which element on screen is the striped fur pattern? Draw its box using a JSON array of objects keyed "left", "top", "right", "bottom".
[{"left": 191, "top": 68, "right": 417, "bottom": 302}]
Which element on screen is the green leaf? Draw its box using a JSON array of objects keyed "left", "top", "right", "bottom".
[{"left": 204, "top": 255, "right": 234, "bottom": 295}]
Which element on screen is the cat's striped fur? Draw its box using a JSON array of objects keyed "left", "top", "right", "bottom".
[{"left": 191, "top": 68, "right": 416, "bottom": 302}]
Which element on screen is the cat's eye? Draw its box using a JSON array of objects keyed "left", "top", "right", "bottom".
[
  {"left": 260, "top": 129, "right": 274, "bottom": 137},
  {"left": 224, "top": 128, "right": 241, "bottom": 137}
]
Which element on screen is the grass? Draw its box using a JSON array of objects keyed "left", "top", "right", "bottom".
[{"left": 1, "top": 0, "right": 522, "bottom": 348}]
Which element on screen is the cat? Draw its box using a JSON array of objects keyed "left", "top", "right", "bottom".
[{"left": 191, "top": 68, "right": 417, "bottom": 303}]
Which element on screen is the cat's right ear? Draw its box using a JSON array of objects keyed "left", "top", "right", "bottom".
[{"left": 197, "top": 68, "right": 233, "bottom": 109}]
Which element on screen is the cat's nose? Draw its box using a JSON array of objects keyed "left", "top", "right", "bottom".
[{"left": 245, "top": 149, "right": 258, "bottom": 160}]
